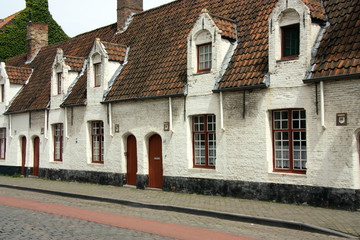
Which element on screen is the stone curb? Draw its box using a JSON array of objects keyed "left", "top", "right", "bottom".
[{"left": 0, "top": 184, "right": 356, "bottom": 239}]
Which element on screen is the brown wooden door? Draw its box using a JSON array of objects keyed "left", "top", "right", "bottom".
[
  {"left": 21, "top": 137, "right": 26, "bottom": 175},
  {"left": 148, "top": 134, "right": 163, "bottom": 188},
  {"left": 126, "top": 135, "right": 137, "bottom": 186},
  {"left": 33, "top": 137, "right": 40, "bottom": 176}
]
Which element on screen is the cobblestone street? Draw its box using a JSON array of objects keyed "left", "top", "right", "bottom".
[
  {"left": 0, "top": 184, "right": 352, "bottom": 239},
  {"left": 0, "top": 205, "right": 174, "bottom": 240}
]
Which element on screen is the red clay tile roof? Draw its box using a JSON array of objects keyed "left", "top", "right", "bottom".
[
  {"left": 4, "top": 0, "right": 358, "bottom": 110},
  {"left": 5, "top": 24, "right": 117, "bottom": 113},
  {"left": 210, "top": 13, "right": 236, "bottom": 40},
  {"left": 64, "top": 56, "right": 86, "bottom": 72},
  {"left": 62, "top": 69, "right": 87, "bottom": 107},
  {"left": 0, "top": 11, "right": 22, "bottom": 30},
  {"left": 309, "top": 0, "right": 360, "bottom": 80},
  {"left": 105, "top": 0, "right": 278, "bottom": 101},
  {"left": 302, "top": 0, "right": 327, "bottom": 22},
  {"left": 5, "top": 66, "right": 32, "bottom": 84},
  {"left": 101, "top": 41, "right": 127, "bottom": 62}
]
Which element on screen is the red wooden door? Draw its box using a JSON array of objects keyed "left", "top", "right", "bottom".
[
  {"left": 127, "top": 135, "right": 137, "bottom": 186},
  {"left": 21, "top": 137, "right": 26, "bottom": 175},
  {"left": 148, "top": 134, "right": 163, "bottom": 188},
  {"left": 33, "top": 137, "right": 40, "bottom": 176}
]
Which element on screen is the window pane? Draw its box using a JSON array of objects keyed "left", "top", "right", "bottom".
[
  {"left": 282, "top": 121, "right": 288, "bottom": 129},
  {"left": 198, "top": 44, "right": 212, "bottom": 71},
  {"left": 294, "top": 160, "right": 300, "bottom": 169},
  {"left": 92, "top": 121, "right": 103, "bottom": 162},
  {"left": 94, "top": 64, "right": 101, "bottom": 86},
  {"left": 274, "top": 112, "right": 280, "bottom": 120},
  {"left": 207, "top": 115, "right": 216, "bottom": 131},
  {"left": 283, "top": 132, "right": 289, "bottom": 140},
  {"left": 0, "top": 130, "right": 5, "bottom": 159},
  {"left": 301, "top": 110, "right": 306, "bottom": 119},
  {"left": 301, "top": 120, "right": 306, "bottom": 129},
  {"left": 283, "top": 160, "right": 289, "bottom": 168},
  {"left": 274, "top": 111, "right": 288, "bottom": 129},
  {"left": 283, "top": 24, "right": 299, "bottom": 57},
  {"left": 194, "top": 116, "right": 204, "bottom": 132}
]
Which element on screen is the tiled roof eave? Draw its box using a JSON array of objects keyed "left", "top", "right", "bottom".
[
  {"left": 102, "top": 93, "right": 185, "bottom": 104},
  {"left": 4, "top": 107, "right": 49, "bottom": 115},
  {"left": 60, "top": 102, "right": 87, "bottom": 108},
  {"left": 303, "top": 72, "right": 360, "bottom": 84},
  {"left": 213, "top": 83, "right": 268, "bottom": 93}
]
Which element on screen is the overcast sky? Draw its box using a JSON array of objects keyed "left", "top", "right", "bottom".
[{"left": 1, "top": 0, "right": 174, "bottom": 37}]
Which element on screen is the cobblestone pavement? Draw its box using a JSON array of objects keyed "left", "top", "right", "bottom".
[
  {"left": 0, "top": 205, "right": 174, "bottom": 240},
  {"left": 0, "top": 188, "right": 346, "bottom": 240},
  {"left": 0, "top": 176, "right": 359, "bottom": 238}
]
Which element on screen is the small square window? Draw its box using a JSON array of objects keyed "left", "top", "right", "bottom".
[
  {"left": 282, "top": 24, "right": 299, "bottom": 59},
  {"left": 57, "top": 73, "right": 62, "bottom": 94},
  {"left": 94, "top": 64, "right": 101, "bottom": 87},
  {"left": 197, "top": 43, "right": 212, "bottom": 73},
  {"left": 0, "top": 128, "right": 6, "bottom": 159}
]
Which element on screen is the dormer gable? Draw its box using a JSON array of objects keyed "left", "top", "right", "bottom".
[
  {"left": 53, "top": 49, "right": 67, "bottom": 95},
  {"left": 188, "top": 9, "right": 236, "bottom": 76},
  {"left": 51, "top": 48, "right": 86, "bottom": 110},
  {"left": 87, "top": 38, "right": 124, "bottom": 105},
  {"left": 88, "top": 38, "right": 108, "bottom": 90},
  {"left": 268, "top": 0, "right": 326, "bottom": 87},
  {"left": 0, "top": 63, "right": 32, "bottom": 107},
  {"left": 187, "top": 9, "right": 236, "bottom": 96}
]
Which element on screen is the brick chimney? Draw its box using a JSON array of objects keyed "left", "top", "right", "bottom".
[
  {"left": 26, "top": 22, "right": 48, "bottom": 62},
  {"left": 117, "top": 0, "right": 143, "bottom": 31}
]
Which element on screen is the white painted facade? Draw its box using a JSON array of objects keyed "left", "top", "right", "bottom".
[{"left": 0, "top": 0, "right": 359, "bottom": 199}]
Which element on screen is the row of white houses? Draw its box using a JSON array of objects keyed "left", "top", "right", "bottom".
[{"left": 0, "top": 0, "right": 359, "bottom": 209}]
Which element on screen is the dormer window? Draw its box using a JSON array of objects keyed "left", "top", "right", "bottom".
[
  {"left": 0, "top": 84, "right": 4, "bottom": 102},
  {"left": 198, "top": 43, "right": 212, "bottom": 73},
  {"left": 94, "top": 63, "right": 101, "bottom": 87},
  {"left": 57, "top": 72, "right": 62, "bottom": 94},
  {"left": 282, "top": 24, "right": 299, "bottom": 59}
]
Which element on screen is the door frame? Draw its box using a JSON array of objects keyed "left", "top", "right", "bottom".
[
  {"left": 126, "top": 134, "right": 137, "bottom": 186},
  {"left": 21, "top": 136, "right": 26, "bottom": 176},
  {"left": 33, "top": 136, "right": 40, "bottom": 176},
  {"left": 148, "top": 134, "right": 163, "bottom": 189}
]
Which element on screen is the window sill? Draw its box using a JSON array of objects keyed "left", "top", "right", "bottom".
[
  {"left": 188, "top": 167, "right": 216, "bottom": 173},
  {"left": 277, "top": 56, "right": 299, "bottom": 63},
  {"left": 194, "top": 71, "right": 211, "bottom": 76},
  {"left": 89, "top": 162, "right": 104, "bottom": 165},
  {"left": 269, "top": 171, "right": 306, "bottom": 176},
  {"left": 50, "top": 161, "right": 62, "bottom": 164}
]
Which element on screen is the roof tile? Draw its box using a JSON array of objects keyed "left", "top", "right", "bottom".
[
  {"left": 5, "top": 66, "right": 32, "bottom": 84},
  {"left": 310, "top": 0, "right": 360, "bottom": 79},
  {"left": 64, "top": 56, "right": 86, "bottom": 72},
  {"left": 62, "top": 70, "right": 87, "bottom": 107},
  {"left": 101, "top": 41, "right": 127, "bottom": 62},
  {"left": 6, "top": 24, "right": 116, "bottom": 113}
]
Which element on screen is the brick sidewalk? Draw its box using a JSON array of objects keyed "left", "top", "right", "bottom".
[{"left": 0, "top": 176, "right": 359, "bottom": 238}]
